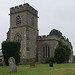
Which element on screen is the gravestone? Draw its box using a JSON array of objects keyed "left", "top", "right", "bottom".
[
  {"left": 30, "top": 58, "right": 35, "bottom": 68},
  {"left": 2, "top": 57, "right": 6, "bottom": 66},
  {"left": 8, "top": 57, "right": 17, "bottom": 72}
]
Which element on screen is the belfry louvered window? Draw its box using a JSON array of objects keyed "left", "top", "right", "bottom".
[{"left": 16, "top": 15, "right": 21, "bottom": 25}]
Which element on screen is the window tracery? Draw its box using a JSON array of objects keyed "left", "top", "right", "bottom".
[{"left": 43, "top": 45, "right": 50, "bottom": 58}]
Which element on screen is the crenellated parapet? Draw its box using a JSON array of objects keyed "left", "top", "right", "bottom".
[
  {"left": 10, "top": 3, "right": 38, "bottom": 17},
  {"left": 37, "top": 35, "right": 59, "bottom": 41},
  {"left": 37, "top": 35, "right": 72, "bottom": 49}
]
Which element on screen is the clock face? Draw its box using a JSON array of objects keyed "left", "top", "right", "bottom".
[{"left": 16, "top": 15, "right": 21, "bottom": 26}]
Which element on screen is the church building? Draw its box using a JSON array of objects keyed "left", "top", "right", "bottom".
[{"left": 7, "top": 3, "right": 73, "bottom": 63}]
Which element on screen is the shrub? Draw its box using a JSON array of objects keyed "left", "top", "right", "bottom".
[
  {"left": 55, "top": 40, "right": 71, "bottom": 63},
  {"left": 45, "top": 58, "right": 50, "bottom": 63},
  {"left": 50, "top": 57, "right": 55, "bottom": 63},
  {"left": 2, "top": 41, "right": 20, "bottom": 65},
  {"left": 55, "top": 46, "right": 66, "bottom": 63},
  {"left": 46, "top": 57, "right": 55, "bottom": 64}
]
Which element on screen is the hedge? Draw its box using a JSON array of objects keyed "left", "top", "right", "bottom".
[{"left": 2, "top": 41, "right": 20, "bottom": 65}]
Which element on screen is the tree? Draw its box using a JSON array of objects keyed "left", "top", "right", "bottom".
[
  {"left": 49, "top": 29, "right": 62, "bottom": 37},
  {"left": 55, "top": 46, "right": 66, "bottom": 63},
  {"left": 59, "top": 40, "right": 71, "bottom": 61},
  {"left": 2, "top": 41, "right": 20, "bottom": 65},
  {"left": 55, "top": 40, "right": 71, "bottom": 63}
]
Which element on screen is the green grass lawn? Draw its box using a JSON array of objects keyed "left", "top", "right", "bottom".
[{"left": 0, "top": 63, "right": 75, "bottom": 75}]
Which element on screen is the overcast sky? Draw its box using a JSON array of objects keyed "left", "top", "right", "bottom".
[{"left": 0, "top": 0, "right": 75, "bottom": 54}]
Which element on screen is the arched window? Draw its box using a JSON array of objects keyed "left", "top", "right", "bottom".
[
  {"left": 16, "top": 15, "right": 21, "bottom": 25},
  {"left": 14, "top": 33, "right": 22, "bottom": 44},
  {"left": 43, "top": 45, "right": 50, "bottom": 58},
  {"left": 32, "top": 17, "right": 34, "bottom": 26},
  {"left": 14, "top": 33, "right": 22, "bottom": 56}
]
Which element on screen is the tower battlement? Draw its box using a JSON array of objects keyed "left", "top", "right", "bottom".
[{"left": 10, "top": 3, "right": 38, "bottom": 17}]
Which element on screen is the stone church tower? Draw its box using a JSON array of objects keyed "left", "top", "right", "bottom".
[{"left": 7, "top": 3, "right": 38, "bottom": 62}]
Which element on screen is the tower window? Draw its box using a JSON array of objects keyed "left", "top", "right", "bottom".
[
  {"left": 16, "top": 15, "right": 21, "bottom": 25},
  {"left": 14, "top": 33, "right": 22, "bottom": 48},
  {"left": 32, "top": 17, "right": 34, "bottom": 26}
]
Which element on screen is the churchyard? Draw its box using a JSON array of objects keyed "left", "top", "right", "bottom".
[
  {"left": 0, "top": 41, "right": 74, "bottom": 75},
  {"left": 0, "top": 63, "right": 75, "bottom": 75}
]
